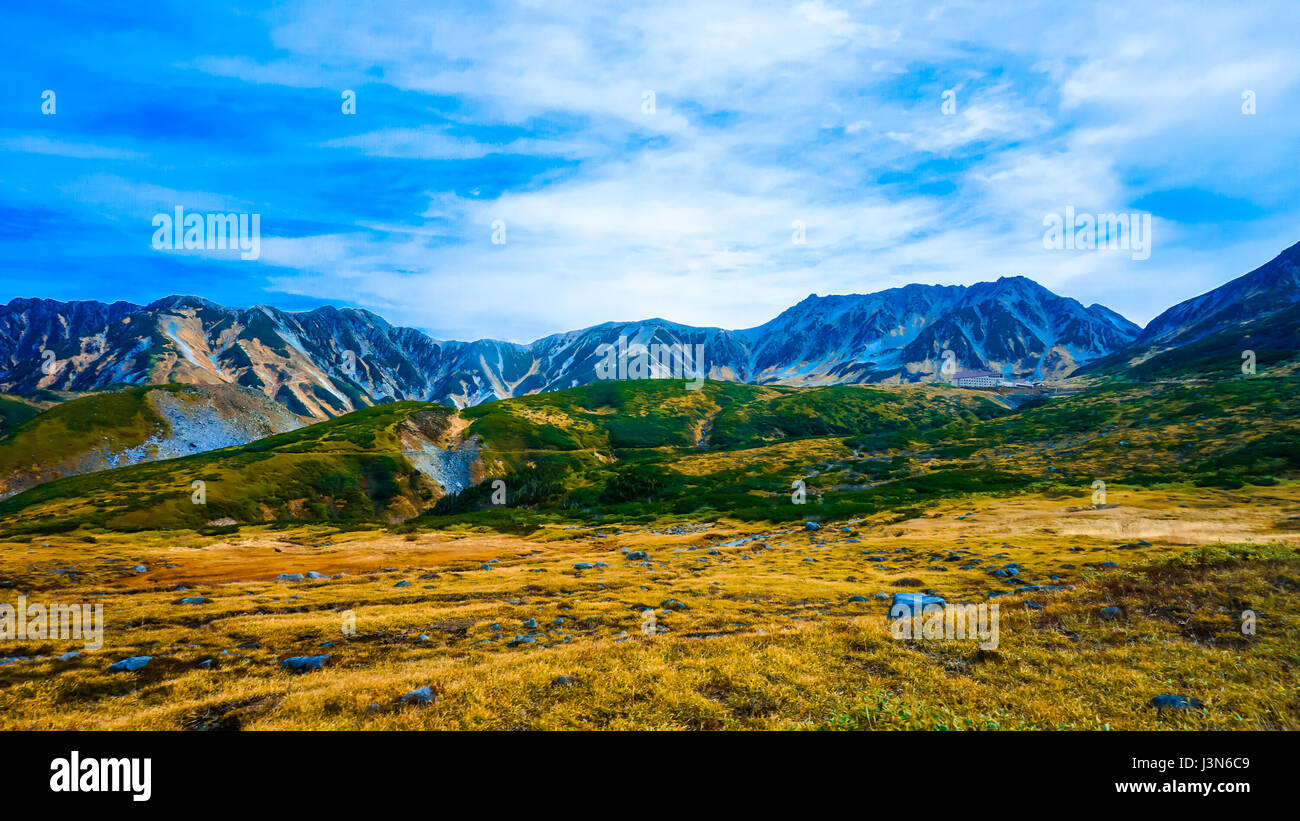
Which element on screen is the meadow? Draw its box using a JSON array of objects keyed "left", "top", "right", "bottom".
[
  {"left": 1, "top": 377, "right": 1297, "bottom": 730},
  {"left": 1, "top": 485, "right": 1296, "bottom": 730}
]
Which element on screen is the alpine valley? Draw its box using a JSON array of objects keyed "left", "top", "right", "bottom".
[
  {"left": 0, "top": 241, "right": 1297, "bottom": 732},
  {"left": 8, "top": 242, "right": 1297, "bottom": 427}
]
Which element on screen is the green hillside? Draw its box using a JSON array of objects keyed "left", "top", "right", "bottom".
[
  {"left": 4, "top": 377, "right": 1297, "bottom": 537},
  {"left": 441, "top": 380, "right": 1013, "bottom": 523},
  {"left": 0, "top": 401, "right": 454, "bottom": 534},
  {"left": 0, "top": 383, "right": 308, "bottom": 500},
  {"left": 0, "top": 394, "right": 42, "bottom": 435},
  {"left": 707, "top": 383, "right": 1005, "bottom": 449},
  {"left": 0, "top": 384, "right": 177, "bottom": 459}
]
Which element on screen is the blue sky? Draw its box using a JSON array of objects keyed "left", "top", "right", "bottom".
[{"left": 2, "top": 0, "right": 1298, "bottom": 342}]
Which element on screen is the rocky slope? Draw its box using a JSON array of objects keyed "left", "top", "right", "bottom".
[
  {"left": 0, "top": 384, "right": 304, "bottom": 499},
  {"left": 1079, "top": 240, "right": 1300, "bottom": 379},
  {"left": 0, "top": 273, "right": 1148, "bottom": 418}
]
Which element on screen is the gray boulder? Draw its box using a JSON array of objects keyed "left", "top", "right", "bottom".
[
  {"left": 396, "top": 686, "right": 437, "bottom": 706},
  {"left": 108, "top": 656, "right": 151, "bottom": 673},
  {"left": 889, "top": 593, "right": 946, "bottom": 619},
  {"left": 281, "top": 655, "right": 330, "bottom": 674}
]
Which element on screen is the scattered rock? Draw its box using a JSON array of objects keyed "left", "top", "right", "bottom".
[
  {"left": 107, "top": 656, "right": 151, "bottom": 673},
  {"left": 1149, "top": 694, "right": 1205, "bottom": 712},
  {"left": 396, "top": 686, "right": 437, "bottom": 706},
  {"left": 889, "top": 592, "right": 946, "bottom": 619},
  {"left": 281, "top": 655, "right": 330, "bottom": 674},
  {"left": 1015, "top": 584, "right": 1067, "bottom": 593}
]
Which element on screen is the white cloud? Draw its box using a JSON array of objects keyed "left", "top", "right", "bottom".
[{"left": 184, "top": 0, "right": 1300, "bottom": 336}]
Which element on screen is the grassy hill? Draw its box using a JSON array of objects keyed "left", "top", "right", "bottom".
[
  {"left": 3, "top": 376, "right": 1298, "bottom": 537},
  {"left": 0, "top": 384, "right": 303, "bottom": 499},
  {"left": 915, "top": 377, "right": 1300, "bottom": 489},
  {"left": 0, "top": 380, "right": 1009, "bottom": 534},
  {"left": 0, "top": 377, "right": 1297, "bottom": 732},
  {"left": 0, "top": 394, "right": 43, "bottom": 435},
  {"left": 0, "top": 401, "right": 455, "bottom": 534},
  {"left": 440, "top": 380, "right": 1011, "bottom": 523}
]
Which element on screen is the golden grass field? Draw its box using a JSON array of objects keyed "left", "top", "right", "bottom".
[{"left": 1, "top": 483, "right": 1297, "bottom": 730}]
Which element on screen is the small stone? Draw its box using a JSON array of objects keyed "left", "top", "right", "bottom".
[
  {"left": 281, "top": 655, "right": 330, "bottom": 674},
  {"left": 889, "top": 593, "right": 946, "bottom": 619},
  {"left": 107, "top": 656, "right": 151, "bottom": 673},
  {"left": 396, "top": 685, "right": 437, "bottom": 706},
  {"left": 1149, "top": 694, "right": 1205, "bottom": 711}
]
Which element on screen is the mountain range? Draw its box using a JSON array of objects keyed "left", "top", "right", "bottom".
[{"left": 2, "top": 240, "right": 1297, "bottom": 421}]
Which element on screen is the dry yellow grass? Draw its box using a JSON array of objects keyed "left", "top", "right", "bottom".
[{"left": 1, "top": 485, "right": 1296, "bottom": 730}]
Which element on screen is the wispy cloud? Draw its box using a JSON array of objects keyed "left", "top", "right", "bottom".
[{"left": 2, "top": 0, "right": 1298, "bottom": 333}]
